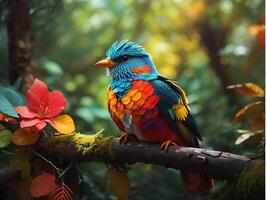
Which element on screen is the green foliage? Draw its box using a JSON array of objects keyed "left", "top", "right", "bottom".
[
  {"left": 0, "top": 124, "right": 12, "bottom": 148},
  {"left": 212, "top": 161, "right": 265, "bottom": 200},
  {"left": 0, "top": 86, "right": 25, "bottom": 118}
]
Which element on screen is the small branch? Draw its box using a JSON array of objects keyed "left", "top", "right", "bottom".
[
  {"left": 32, "top": 150, "right": 63, "bottom": 176},
  {"left": 58, "top": 162, "right": 74, "bottom": 179}
]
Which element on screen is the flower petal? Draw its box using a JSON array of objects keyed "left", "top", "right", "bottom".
[
  {"left": 45, "top": 91, "right": 66, "bottom": 118},
  {"left": 16, "top": 106, "right": 38, "bottom": 118},
  {"left": 45, "top": 118, "right": 55, "bottom": 126},
  {"left": 35, "top": 121, "right": 46, "bottom": 130},
  {"left": 20, "top": 118, "right": 42, "bottom": 128},
  {"left": 26, "top": 79, "right": 49, "bottom": 113}
]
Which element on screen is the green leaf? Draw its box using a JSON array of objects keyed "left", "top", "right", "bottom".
[
  {"left": 0, "top": 86, "right": 25, "bottom": 106},
  {"left": 0, "top": 86, "right": 25, "bottom": 117},
  {"left": 0, "top": 124, "right": 12, "bottom": 148},
  {"left": 42, "top": 59, "right": 63, "bottom": 76},
  {"left": 13, "top": 77, "right": 23, "bottom": 90},
  {"left": 0, "top": 94, "right": 19, "bottom": 118}
]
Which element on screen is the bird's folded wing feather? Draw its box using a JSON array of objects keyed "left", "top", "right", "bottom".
[{"left": 151, "top": 76, "right": 202, "bottom": 147}]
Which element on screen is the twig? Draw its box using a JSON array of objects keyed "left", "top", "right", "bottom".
[
  {"left": 58, "top": 162, "right": 74, "bottom": 179},
  {"left": 32, "top": 150, "right": 63, "bottom": 176}
]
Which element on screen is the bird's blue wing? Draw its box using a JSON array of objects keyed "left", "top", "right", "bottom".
[{"left": 150, "top": 75, "right": 201, "bottom": 147}]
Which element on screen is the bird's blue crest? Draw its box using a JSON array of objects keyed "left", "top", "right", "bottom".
[{"left": 106, "top": 40, "right": 148, "bottom": 59}]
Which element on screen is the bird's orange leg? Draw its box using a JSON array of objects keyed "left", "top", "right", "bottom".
[
  {"left": 160, "top": 140, "right": 177, "bottom": 151},
  {"left": 119, "top": 132, "right": 138, "bottom": 144}
]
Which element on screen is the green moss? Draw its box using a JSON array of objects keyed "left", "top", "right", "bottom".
[
  {"left": 48, "top": 130, "right": 114, "bottom": 156},
  {"left": 212, "top": 160, "right": 265, "bottom": 200}
]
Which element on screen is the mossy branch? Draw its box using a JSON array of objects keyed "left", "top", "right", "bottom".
[{"left": 30, "top": 132, "right": 259, "bottom": 181}]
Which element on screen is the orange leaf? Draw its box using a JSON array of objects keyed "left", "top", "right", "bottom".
[
  {"left": 50, "top": 181, "right": 73, "bottom": 200},
  {"left": 227, "top": 83, "right": 264, "bottom": 97},
  {"left": 250, "top": 24, "right": 265, "bottom": 48},
  {"left": 53, "top": 114, "right": 75, "bottom": 134},
  {"left": 0, "top": 112, "right": 17, "bottom": 124},
  {"left": 232, "top": 101, "right": 264, "bottom": 124},
  {"left": 107, "top": 167, "right": 131, "bottom": 200},
  {"left": 30, "top": 172, "right": 56, "bottom": 197},
  {"left": 12, "top": 128, "right": 39, "bottom": 145},
  {"left": 251, "top": 113, "right": 265, "bottom": 130}
]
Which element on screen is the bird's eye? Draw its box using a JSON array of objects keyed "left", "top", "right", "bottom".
[{"left": 123, "top": 56, "right": 129, "bottom": 61}]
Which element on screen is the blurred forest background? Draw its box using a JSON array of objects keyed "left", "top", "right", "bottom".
[{"left": 0, "top": 0, "right": 265, "bottom": 199}]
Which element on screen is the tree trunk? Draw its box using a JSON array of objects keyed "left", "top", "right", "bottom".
[
  {"left": 197, "top": 18, "right": 237, "bottom": 105},
  {"left": 7, "top": 0, "right": 34, "bottom": 94}
]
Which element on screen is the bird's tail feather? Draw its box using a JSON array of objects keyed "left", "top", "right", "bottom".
[{"left": 180, "top": 171, "right": 214, "bottom": 193}]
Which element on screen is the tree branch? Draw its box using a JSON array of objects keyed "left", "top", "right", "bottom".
[
  {"left": 32, "top": 134, "right": 257, "bottom": 181},
  {"left": 0, "top": 133, "right": 260, "bottom": 186}
]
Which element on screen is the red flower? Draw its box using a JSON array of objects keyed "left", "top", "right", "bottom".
[{"left": 16, "top": 79, "right": 66, "bottom": 131}]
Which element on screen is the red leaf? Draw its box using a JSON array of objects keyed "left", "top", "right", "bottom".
[
  {"left": 30, "top": 172, "right": 56, "bottom": 197},
  {"left": 46, "top": 91, "right": 67, "bottom": 118},
  {"left": 26, "top": 79, "right": 50, "bottom": 113},
  {"left": 50, "top": 181, "right": 73, "bottom": 200},
  {"left": 16, "top": 106, "right": 38, "bottom": 119},
  {"left": 20, "top": 118, "right": 46, "bottom": 131},
  {"left": 20, "top": 118, "right": 42, "bottom": 128},
  {"left": 35, "top": 121, "right": 47, "bottom": 130}
]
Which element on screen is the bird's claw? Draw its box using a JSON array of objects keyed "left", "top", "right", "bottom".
[
  {"left": 160, "top": 140, "right": 177, "bottom": 152},
  {"left": 119, "top": 132, "right": 137, "bottom": 144}
]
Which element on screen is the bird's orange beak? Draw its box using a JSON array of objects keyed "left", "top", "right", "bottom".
[{"left": 95, "top": 58, "right": 116, "bottom": 68}]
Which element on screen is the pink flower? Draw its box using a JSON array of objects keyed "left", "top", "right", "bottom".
[{"left": 16, "top": 79, "right": 66, "bottom": 131}]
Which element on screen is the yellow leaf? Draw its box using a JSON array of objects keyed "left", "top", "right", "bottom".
[
  {"left": 107, "top": 167, "right": 131, "bottom": 200},
  {"left": 12, "top": 128, "right": 39, "bottom": 146},
  {"left": 227, "top": 83, "right": 264, "bottom": 97},
  {"left": 53, "top": 114, "right": 75, "bottom": 134},
  {"left": 232, "top": 101, "right": 264, "bottom": 124}
]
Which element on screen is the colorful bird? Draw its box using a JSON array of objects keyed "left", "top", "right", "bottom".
[{"left": 95, "top": 40, "right": 214, "bottom": 193}]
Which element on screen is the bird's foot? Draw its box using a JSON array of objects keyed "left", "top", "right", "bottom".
[
  {"left": 160, "top": 140, "right": 177, "bottom": 151},
  {"left": 119, "top": 132, "right": 138, "bottom": 144}
]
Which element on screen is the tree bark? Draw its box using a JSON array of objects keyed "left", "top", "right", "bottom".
[
  {"left": 7, "top": 0, "right": 34, "bottom": 94},
  {"left": 33, "top": 136, "right": 257, "bottom": 180}
]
